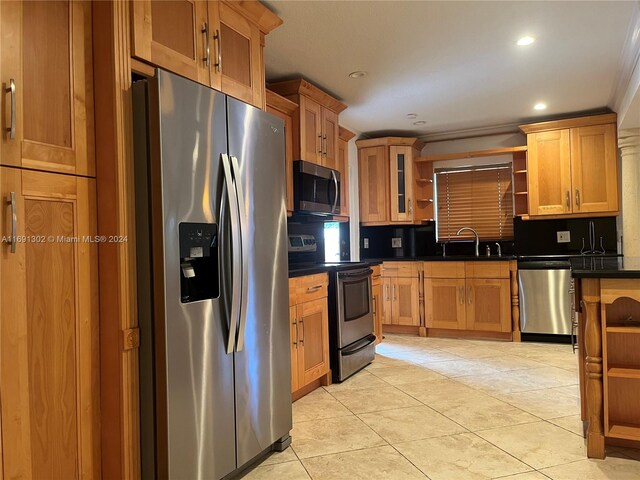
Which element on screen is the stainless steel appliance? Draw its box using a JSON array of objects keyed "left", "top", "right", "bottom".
[
  {"left": 133, "top": 70, "right": 291, "bottom": 479},
  {"left": 518, "top": 260, "right": 572, "bottom": 335},
  {"left": 288, "top": 234, "right": 317, "bottom": 253},
  {"left": 328, "top": 264, "right": 376, "bottom": 382},
  {"left": 293, "top": 160, "right": 340, "bottom": 216}
]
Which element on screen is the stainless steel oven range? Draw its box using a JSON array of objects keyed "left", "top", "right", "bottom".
[{"left": 327, "top": 263, "right": 376, "bottom": 382}]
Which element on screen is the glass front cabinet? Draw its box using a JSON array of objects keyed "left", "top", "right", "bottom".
[{"left": 389, "top": 146, "right": 414, "bottom": 222}]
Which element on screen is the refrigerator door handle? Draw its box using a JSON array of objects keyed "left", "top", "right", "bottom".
[
  {"left": 221, "top": 153, "right": 242, "bottom": 354},
  {"left": 230, "top": 155, "right": 249, "bottom": 352}
]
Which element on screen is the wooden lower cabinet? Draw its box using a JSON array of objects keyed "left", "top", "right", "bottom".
[
  {"left": 381, "top": 275, "right": 420, "bottom": 327},
  {"left": 424, "top": 261, "right": 513, "bottom": 334},
  {"left": 425, "top": 278, "right": 466, "bottom": 330},
  {"left": 371, "top": 265, "right": 382, "bottom": 343},
  {"left": 289, "top": 274, "right": 330, "bottom": 397},
  {"left": 0, "top": 167, "right": 100, "bottom": 478}
]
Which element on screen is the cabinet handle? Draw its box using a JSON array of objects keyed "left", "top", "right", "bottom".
[
  {"left": 566, "top": 191, "right": 570, "bottom": 211},
  {"left": 306, "top": 285, "right": 323, "bottom": 293},
  {"left": 299, "top": 319, "right": 304, "bottom": 345},
  {"left": 393, "top": 284, "right": 396, "bottom": 300},
  {"left": 468, "top": 286, "right": 472, "bottom": 305},
  {"left": 459, "top": 286, "right": 463, "bottom": 305},
  {"left": 201, "top": 23, "right": 210, "bottom": 67},
  {"left": 318, "top": 134, "right": 323, "bottom": 154},
  {"left": 373, "top": 297, "right": 377, "bottom": 315},
  {"left": 7, "top": 192, "right": 16, "bottom": 254},
  {"left": 293, "top": 319, "right": 298, "bottom": 348},
  {"left": 385, "top": 284, "right": 389, "bottom": 301},
  {"left": 213, "top": 29, "right": 221, "bottom": 72},
  {"left": 408, "top": 199, "right": 413, "bottom": 214},
  {"left": 6, "top": 79, "right": 15, "bottom": 140},
  {"left": 323, "top": 134, "right": 327, "bottom": 156},
  {"left": 575, "top": 189, "right": 580, "bottom": 208}
]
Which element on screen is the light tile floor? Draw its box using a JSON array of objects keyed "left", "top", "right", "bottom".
[{"left": 243, "top": 334, "right": 640, "bottom": 479}]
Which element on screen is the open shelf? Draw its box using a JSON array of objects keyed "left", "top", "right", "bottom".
[
  {"left": 608, "top": 423, "right": 640, "bottom": 441},
  {"left": 608, "top": 366, "right": 640, "bottom": 379},
  {"left": 607, "top": 325, "right": 640, "bottom": 334}
]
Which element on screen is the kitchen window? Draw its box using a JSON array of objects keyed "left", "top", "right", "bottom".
[{"left": 435, "top": 164, "right": 514, "bottom": 241}]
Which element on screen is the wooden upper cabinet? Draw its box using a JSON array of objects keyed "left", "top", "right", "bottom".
[
  {"left": 527, "top": 130, "right": 571, "bottom": 216},
  {"left": 131, "top": 1, "right": 282, "bottom": 108},
  {"left": 389, "top": 146, "right": 414, "bottom": 223},
  {"left": 465, "top": 279, "right": 511, "bottom": 332},
  {"left": 358, "top": 146, "right": 389, "bottom": 224},
  {"left": 269, "top": 79, "right": 347, "bottom": 166},
  {"left": 0, "top": 0, "right": 95, "bottom": 176},
  {"left": 0, "top": 167, "right": 100, "bottom": 478},
  {"left": 337, "top": 127, "right": 356, "bottom": 218},
  {"left": 521, "top": 113, "right": 619, "bottom": 218},
  {"left": 570, "top": 123, "right": 618, "bottom": 214},
  {"left": 131, "top": 0, "right": 210, "bottom": 85}
]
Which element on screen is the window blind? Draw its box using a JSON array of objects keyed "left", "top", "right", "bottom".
[{"left": 435, "top": 164, "right": 514, "bottom": 241}]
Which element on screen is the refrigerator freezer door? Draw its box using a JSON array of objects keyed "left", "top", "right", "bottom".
[
  {"left": 154, "top": 70, "right": 236, "bottom": 479},
  {"left": 227, "top": 97, "right": 292, "bottom": 467}
]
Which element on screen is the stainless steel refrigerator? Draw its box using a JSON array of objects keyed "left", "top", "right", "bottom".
[{"left": 133, "top": 70, "right": 291, "bottom": 479}]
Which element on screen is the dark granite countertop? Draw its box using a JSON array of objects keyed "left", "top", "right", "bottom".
[
  {"left": 288, "top": 266, "right": 333, "bottom": 278},
  {"left": 362, "top": 255, "right": 516, "bottom": 263},
  {"left": 571, "top": 256, "right": 640, "bottom": 279}
]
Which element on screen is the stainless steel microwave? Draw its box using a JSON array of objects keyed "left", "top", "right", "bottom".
[{"left": 293, "top": 160, "right": 341, "bottom": 216}]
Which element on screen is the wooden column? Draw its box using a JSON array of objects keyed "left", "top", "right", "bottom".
[
  {"left": 581, "top": 278, "right": 605, "bottom": 459},
  {"left": 93, "top": 1, "right": 140, "bottom": 478},
  {"left": 509, "top": 261, "right": 521, "bottom": 342},
  {"left": 418, "top": 269, "right": 427, "bottom": 337}
]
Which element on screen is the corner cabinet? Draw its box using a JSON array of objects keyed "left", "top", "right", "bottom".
[
  {"left": 131, "top": 0, "right": 282, "bottom": 108},
  {"left": 289, "top": 273, "right": 330, "bottom": 399},
  {"left": 521, "top": 114, "right": 619, "bottom": 218},
  {"left": 0, "top": 0, "right": 95, "bottom": 176},
  {"left": 357, "top": 137, "right": 433, "bottom": 226},
  {"left": 0, "top": 167, "right": 100, "bottom": 478}
]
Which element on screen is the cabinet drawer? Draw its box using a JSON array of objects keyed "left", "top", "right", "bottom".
[
  {"left": 381, "top": 261, "right": 418, "bottom": 278},
  {"left": 291, "top": 273, "right": 329, "bottom": 305},
  {"left": 465, "top": 261, "right": 510, "bottom": 279},
  {"left": 371, "top": 264, "right": 381, "bottom": 279},
  {"left": 424, "top": 261, "right": 465, "bottom": 279}
]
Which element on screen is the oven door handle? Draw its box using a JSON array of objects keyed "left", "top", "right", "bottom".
[
  {"left": 338, "top": 268, "right": 373, "bottom": 279},
  {"left": 341, "top": 334, "right": 376, "bottom": 356}
]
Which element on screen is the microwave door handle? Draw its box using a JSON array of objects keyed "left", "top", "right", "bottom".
[
  {"left": 221, "top": 154, "right": 241, "bottom": 354},
  {"left": 230, "top": 155, "right": 249, "bottom": 352},
  {"left": 330, "top": 170, "right": 338, "bottom": 214}
]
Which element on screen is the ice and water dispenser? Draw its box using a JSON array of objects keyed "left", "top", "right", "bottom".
[{"left": 179, "top": 222, "right": 219, "bottom": 303}]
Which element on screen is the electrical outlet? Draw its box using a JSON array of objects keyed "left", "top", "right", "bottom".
[
  {"left": 557, "top": 231, "right": 571, "bottom": 243},
  {"left": 363, "top": 238, "right": 369, "bottom": 249},
  {"left": 392, "top": 237, "right": 402, "bottom": 248}
]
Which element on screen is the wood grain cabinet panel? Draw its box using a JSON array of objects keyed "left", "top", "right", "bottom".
[
  {"left": 392, "top": 277, "right": 420, "bottom": 326},
  {"left": 1, "top": 0, "right": 95, "bottom": 176},
  {"left": 337, "top": 127, "right": 355, "bottom": 219},
  {"left": 425, "top": 278, "right": 466, "bottom": 330},
  {"left": 465, "top": 279, "right": 511, "bottom": 332},
  {"left": 570, "top": 124, "right": 618, "bottom": 214},
  {"left": 527, "top": 130, "right": 571, "bottom": 216},
  {"left": 290, "top": 306, "right": 299, "bottom": 392},
  {"left": 299, "top": 96, "right": 323, "bottom": 164},
  {"left": 298, "top": 298, "right": 330, "bottom": 386},
  {"left": 321, "top": 108, "right": 339, "bottom": 170},
  {"left": 389, "top": 146, "right": 414, "bottom": 223},
  {"left": 358, "top": 146, "right": 389, "bottom": 223},
  {"left": 372, "top": 282, "right": 383, "bottom": 343},
  {"left": 0, "top": 167, "right": 99, "bottom": 478}
]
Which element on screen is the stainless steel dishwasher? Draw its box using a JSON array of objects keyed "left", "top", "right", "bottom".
[{"left": 518, "top": 260, "right": 572, "bottom": 335}]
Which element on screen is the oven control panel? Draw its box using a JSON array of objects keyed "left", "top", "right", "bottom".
[{"left": 288, "top": 234, "right": 317, "bottom": 253}]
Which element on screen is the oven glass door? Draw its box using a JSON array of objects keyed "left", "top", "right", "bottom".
[{"left": 337, "top": 268, "right": 374, "bottom": 348}]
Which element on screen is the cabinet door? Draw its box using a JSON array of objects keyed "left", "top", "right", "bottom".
[
  {"left": 466, "top": 279, "right": 511, "bottom": 332},
  {"left": 372, "top": 282, "right": 382, "bottom": 343},
  {"left": 358, "top": 146, "right": 389, "bottom": 223},
  {"left": 298, "top": 96, "right": 323, "bottom": 164},
  {"left": 211, "top": 2, "right": 264, "bottom": 108},
  {"left": 0, "top": 167, "right": 99, "bottom": 478},
  {"left": 381, "top": 277, "right": 394, "bottom": 325},
  {"left": 570, "top": 124, "right": 618, "bottom": 214},
  {"left": 425, "top": 278, "right": 466, "bottom": 330},
  {"left": 1, "top": 1, "right": 95, "bottom": 176},
  {"left": 337, "top": 137, "right": 349, "bottom": 216},
  {"left": 392, "top": 276, "right": 420, "bottom": 326},
  {"left": 298, "top": 298, "right": 330, "bottom": 385},
  {"left": 290, "top": 306, "right": 299, "bottom": 392},
  {"left": 321, "top": 108, "right": 339, "bottom": 169},
  {"left": 131, "top": 0, "right": 210, "bottom": 86},
  {"left": 528, "top": 130, "right": 572, "bottom": 216},
  {"left": 389, "top": 146, "right": 414, "bottom": 223}
]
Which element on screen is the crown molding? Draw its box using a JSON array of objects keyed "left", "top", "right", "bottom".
[
  {"left": 418, "top": 123, "right": 521, "bottom": 143},
  {"left": 611, "top": 1, "right": 640, "bottom": 113}
]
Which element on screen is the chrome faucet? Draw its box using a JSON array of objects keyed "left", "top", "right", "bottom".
[
  {"left": 495, "top": 242, "right": 502, "bottom": 257},
  {"left": 456, "top": 227, "right": 480, "bottom": 257}
]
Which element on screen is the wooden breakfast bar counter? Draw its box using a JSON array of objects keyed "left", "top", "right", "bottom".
[{"left": 571, "top": 257, "right": 640, "bottom": 459}]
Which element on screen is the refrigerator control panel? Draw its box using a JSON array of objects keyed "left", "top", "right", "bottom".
[{"left": 179, "top": 222, "right": 219, "bottom": 303}]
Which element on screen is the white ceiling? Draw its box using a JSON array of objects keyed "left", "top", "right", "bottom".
[{"left": 263, "top": 1, "right": 636, "bottom": 138}]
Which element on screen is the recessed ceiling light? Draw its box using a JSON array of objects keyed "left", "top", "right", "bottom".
[
  {"left": 348, "top": 71, "right": 367, "bottom": 79},
  {"left": 407, "top": 113, "right": 418, "bottom": 119},
  {"left": 517, "top": 36, "right": 535, "bottom": 46},
  {"left": 534, "top": 102, "right": 547, "bottom": 111},
  {"left": 413, "top": 121, "right": 427, "bottom": 126}
]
